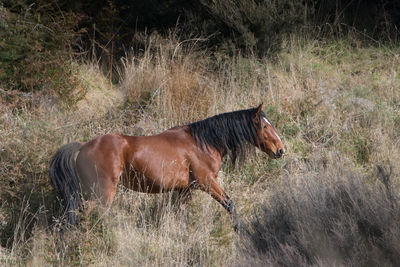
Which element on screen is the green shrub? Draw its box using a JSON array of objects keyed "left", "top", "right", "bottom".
[
  {"left": 0, "top": 3, "right": 81, "bottom": 96},
  {"left": 185, "top": 0, "right": 304, "bottom": 56}
]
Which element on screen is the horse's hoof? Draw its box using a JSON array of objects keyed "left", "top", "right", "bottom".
[{"left": 233, "top": 221, "right": 243, "bottom": 233}]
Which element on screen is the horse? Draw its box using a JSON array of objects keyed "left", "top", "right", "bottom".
[{"left": 49, "top": 104, "right": 285, "bottom": 231}]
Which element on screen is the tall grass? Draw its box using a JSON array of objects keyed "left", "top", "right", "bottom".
[
  {"left": 119, "top": 37, "right": 215, "bottom": 127},
  {"left": 239, "top": 158, "right": 400, "bottom": 266},
  {"left": 1, "top": 35, "right": 400, "bottom": 265}
]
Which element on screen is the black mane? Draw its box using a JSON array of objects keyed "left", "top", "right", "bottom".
[{"left": 188, "top": 107, "right": 265, "bottom": 164}]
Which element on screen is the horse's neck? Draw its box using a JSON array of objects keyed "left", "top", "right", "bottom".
[{"left": 221, "top": 147, "right": 228, "bottom": 158}]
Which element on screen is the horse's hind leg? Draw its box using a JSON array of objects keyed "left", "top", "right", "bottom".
[
  {"left": 79, "top": 170, "right": 120, "bottom": 220},
  {"left": 98, "top": 173, "right": 120, "bottom": 208},
  {"left": 76, "top": 153, "right": 121, "bottom": 209}
]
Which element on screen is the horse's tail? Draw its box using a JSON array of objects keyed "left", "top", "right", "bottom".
[{"left": 49, "top": 142, "right": 82, "bottom": 225}]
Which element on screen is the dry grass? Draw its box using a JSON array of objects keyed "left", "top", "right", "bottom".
[
  {"left": 239, "top": 157, "right": 400, "bottom": 266},
  {"left": 1, "top": 35, "right": 400, "bottom": 266},
  {"left": 119, "top": 37, "right": 216, "bottom": 128}
]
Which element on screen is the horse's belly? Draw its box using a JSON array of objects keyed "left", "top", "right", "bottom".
[{"left": 122, "top": 159, "right": 190, "bottom": 193}]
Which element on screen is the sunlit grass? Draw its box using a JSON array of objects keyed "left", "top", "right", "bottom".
[{"left": 1, "top": 35, "right": 400, "bottom": 265}]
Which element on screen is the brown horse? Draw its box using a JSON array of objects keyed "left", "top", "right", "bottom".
[{"left": 50, "top": 104, "right": 285, "bottom": 231}]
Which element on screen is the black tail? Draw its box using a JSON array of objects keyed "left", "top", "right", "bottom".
[{"left": 49, "top": 142, "right": 82, "bottom": 225}]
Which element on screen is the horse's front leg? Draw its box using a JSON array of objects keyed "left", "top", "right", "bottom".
[{"left": 198, "top": 177, "right": 241, "bottom": 232}]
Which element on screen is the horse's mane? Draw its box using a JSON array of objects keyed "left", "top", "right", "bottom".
[{"left": 188, "top": 107, "right": 265, "bottom": 164}]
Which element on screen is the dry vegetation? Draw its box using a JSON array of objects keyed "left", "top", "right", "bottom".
[{"left": 1, "top": 33, "right": 400, "bottom": 266}]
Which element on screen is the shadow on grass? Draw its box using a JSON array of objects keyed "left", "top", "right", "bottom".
[{"left": 239, "top": 162, "right": 400, "bottom": 266}]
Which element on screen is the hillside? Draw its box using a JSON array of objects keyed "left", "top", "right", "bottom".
[{"left": 1, "top": 1, "right": 400, "bottom": 266}]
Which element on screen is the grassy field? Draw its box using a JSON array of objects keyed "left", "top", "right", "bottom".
[{"left": 1, "top": 34, "right": 400, "bottom": 266}]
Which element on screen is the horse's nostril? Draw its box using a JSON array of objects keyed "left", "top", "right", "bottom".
[{"left": 278, "top": 148, "right": 284, "bottom": 156}]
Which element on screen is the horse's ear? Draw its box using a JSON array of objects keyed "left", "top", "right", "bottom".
[
  {"left": 253, "top": 103, "right": 263, "bottom": 125},
  {"left": 255, "top": 103, "right": 263, "bottom": 116}
]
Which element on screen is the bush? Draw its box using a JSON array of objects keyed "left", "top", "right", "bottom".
[
  {"left": 239, "top": 161, "right": 400, "bottom": 266},
  {"left": 184, "top": 0, "right": 305, "bottom": 56},
  {"left": 0, "top": 2, "right": 81, "bottom": 96}
]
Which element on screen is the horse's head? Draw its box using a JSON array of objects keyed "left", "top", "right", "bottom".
[{"left": 252, "top": 104, "right": 285, "bottom": 159}]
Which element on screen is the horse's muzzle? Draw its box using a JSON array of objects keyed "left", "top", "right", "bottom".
[{"left": 275, "top": 148, "right": 285, "bottom": 158}]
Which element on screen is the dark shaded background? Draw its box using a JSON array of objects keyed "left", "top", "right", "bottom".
[{"left": 1, "top": 0, "right": 399, "bottom": 92}]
